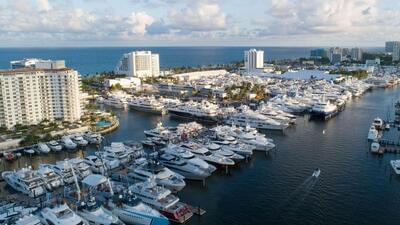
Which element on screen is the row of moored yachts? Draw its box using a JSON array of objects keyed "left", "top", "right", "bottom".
[{"left": 1, "top": 122, "right": 275, "bottom": 225}]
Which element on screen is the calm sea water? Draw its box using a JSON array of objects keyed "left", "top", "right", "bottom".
[
  {"left": 1, "top": 87, "right": 400, "bottom": 225},
  {"left": 0, "top": 47, "right": 384, "bottom": 75}
]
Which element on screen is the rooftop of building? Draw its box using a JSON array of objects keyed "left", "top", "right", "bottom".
[{"left": 0, "top": 67, "right": 74, "bottom": 75}]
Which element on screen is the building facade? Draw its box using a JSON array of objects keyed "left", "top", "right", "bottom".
[
  {"left": 310, "top": 49, "right": 327, "bottom": 59},
  {"left": 10, "top": 58, "right": 66, "bottom": 70},
  {"left": 392, "top": 42, "right": 400, "bottom": 61},
  {"left": 385, "top": 41, "right": 400, "bottom": 53},
  {"left": 114, "top": 51, "right": 160, "bottom": 78},
  {"left": 244, "top": 49, "right": 264, "bottom": 71},
  {"left": 0, "top": 68, "right": 82, "bottom": 128},
  {"left": 350, "top": 48, "right": 363, "bottom": 61},
  {"left": 328, "top": 47, "right": 342, "bottom": 64}
]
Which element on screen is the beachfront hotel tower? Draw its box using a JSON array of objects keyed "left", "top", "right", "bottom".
[
  {"left": 0, "top": 67, "right": 82, "bottom": 129},
  {"left": 244, "top": 49, "right": 264, "bottom": 71},
  {"left": 114, "top": 51, "right": 160, "bottom": 78}
]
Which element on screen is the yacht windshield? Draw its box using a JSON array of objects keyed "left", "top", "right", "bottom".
[{"left": 55, "top": 208, "right": 73, "bottom": 219}]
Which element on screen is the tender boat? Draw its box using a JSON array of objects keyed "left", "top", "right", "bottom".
[
  {"left": 373, "top": 117, "right": 383, "bottom": 130},
  {"left": 47, "top": 141, "right": 62, "bottom": 152},
  {"left": 72, "top": 134, "right": 89, "bottom": 147},
  {"left": 367, "top": 125, "right": 379, "bottom": 141},
  {"left": 390, "top": 160, "right": 400, "bottom": 175},
  {"left": 2, "top": 167, "right": 46, "bottom": 197},
  {"left": 36, "top": 143, "right": 51, "bottom": 154},
  {"left": 312, "top": 168, "right": 321, "bottom": 178},
  {"left": 370, "top": 142, "right": 380, "bottom": 153}
]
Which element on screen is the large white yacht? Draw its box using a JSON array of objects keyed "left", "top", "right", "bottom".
[
  {"left": 76, "top": 196, "right": 123, "bottom": 225},
  {"left": 108, "top": 191, "right": 169, "bottom": 225},
  {"left": 41, "top": 161, "right": 75, "bottom": 184},
  {"left": 40, "top": 204, "right": 89, "bottom": 225},
  {"left": 128, "top": 95, "right": 166, "bottom": 114},
  {"left": 129, "top": 178, "right": 193, "bottom": 223},
  {"left": 144, "top": 122, "right": 177, "bottom": 140},
  {"left": 15, "top": 214, "right": 43, "bottom": 225},
  {"left": 37, "top": 166, "right": 64, "bottom": 191},
  {"left": 99, "top": 91, "right": 129, "bottom": 108},
  {"left": 227, "top": 106, "right": 289, "bottom": 131},
  {"left": 158, "top": 153, "right": 211, "bottom": 180},
  {"left": 163, "top": 144, "right": 217, "bottom": 174},
  {"left": 211, "top": 137, "right": 254, "bottom": 157},
  {"left": 71, "top": 134, "right": 89, "bottom": 147},
  {"left": 83, "top": 155, "right": 105, "bottom": 174},
  {"left": 168, "top": 100, "right": 220, "bottom": 123},
  {"left": 205, "top": 143, "right": 245, "bottom": 162},
  {"left": 128, "top": 158, "right": 186, "bottom": 192},
  {"left": 67, "top": 157, "right": 92, "bottom": 179},
  {"left": 390, "top": 160, "right": 400, "bottom": 175},
  {"left": 2, "top": 167, "right": 46, "bottom": 197},
  {"left": 100, "top": 143, "right": 131, "bottom": 165},
  {"left": 179, "top": 141, "right": 235, "bottom": 166},
  {"left": 310, "top": 99, "right": 338, "bottom": 119},
  {"left": 373, "top": 117, "right": 384, "bottom": 130},
  {"left": 212, "top": 125, "right": 275, "bottom": 151},
  {"left": 82, "top": 132, "right": 103, "bottom": 145}
]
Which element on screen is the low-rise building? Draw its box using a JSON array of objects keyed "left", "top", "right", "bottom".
[
  {"left": 10, "top": 58, "right": 66, "bottom": 70},
  {"left": 103, "top": 77, "right": 141, "bottom": 89}
]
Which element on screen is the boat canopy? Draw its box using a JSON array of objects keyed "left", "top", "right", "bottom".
[{"left": 82, "top": 174, "right": 108, "bottom": 187}]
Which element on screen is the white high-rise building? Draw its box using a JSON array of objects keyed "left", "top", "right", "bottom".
[
  {"left": 244, "top": 49, "right": 264, "bottom": 71},
  {"left": 0, "top": 68, "right": 82, "bottom": 129},
  {"left": 328, "top": 47, "right": 342, "bottom": 64},
  {"left": 392, "top": 42, "right": 400, "bottom": 61},
  {"left": 350, "top": 48, "right": 363, "bottom": 61},
  {"left": 114, "top": 51, "right": 160, "bottom": 78}
]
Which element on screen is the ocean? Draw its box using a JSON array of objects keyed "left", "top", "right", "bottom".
[{"left": 0, "top": 47, "right": 384, "bottom": 75}]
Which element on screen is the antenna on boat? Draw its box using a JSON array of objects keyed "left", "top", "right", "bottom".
[{"left": 70, "top": 161, "right": 81, "bottom": 202}]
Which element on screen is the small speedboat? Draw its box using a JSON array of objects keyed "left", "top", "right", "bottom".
[
  {"left": 371, "top": 142, "right": 380, "bottom": 153},
  {"left": 312, "top": 168, "right": 321, "bottom": 178}
]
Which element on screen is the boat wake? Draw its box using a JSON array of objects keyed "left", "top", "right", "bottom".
[{"left": 276, "top": 174, "right": 320, "bottom": 221}]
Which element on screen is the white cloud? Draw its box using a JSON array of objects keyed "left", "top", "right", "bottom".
[
  {"left": 168, "top": 3, "right": 226, "bottom": 31},
  {"left": 36, "top": 0, "right": 52, "bottom": 12},
  {"left": 127, "top": 11, "right": 155, "bottom": 35}
]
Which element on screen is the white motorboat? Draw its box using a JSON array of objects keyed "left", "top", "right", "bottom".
[
  {"left": 60, "top": 136, "right": 77, "bottom": 150},
  {"left": 95, "top": 152, "right": 121, "bottom": 170},
  {"left": 312, "top": 168, "right": 321, "bottom": 178},
  {"left": 128, "top": 177, "right": 193, "bottom": 223},
  {"left": 67, "top": 157, "right": 92, "bottom": 179},
  {"left": 41, "top": 161, "right": 75, "bottom": 184},
  {"left": 227, "top": 107, "right": 289, "bottom": 131},
  {"left": 179, "top": 141, "right": 235, "bottom": 166},
  {"left": 367, "top": 125, "right": 379, "bottom": 141},
  {"left": 72, "top": 134, "right": 89, "bottom": 147},
  {"left": 144, "top": 122, "right": 177, "bottom": 140},
  {"left": 47, "top": 141, "right": 62, "bottom": 152},
  {"left": 15, "top": 214, "right": 43, "bottom": 225},
  {"left": 108, "top": 191, "right": 169, "bottom": 225},
  {"left": 158, "top": 153, "right": 211, "bottom": 180},
  {"left": 37, "top": 166, "right": 64, "bottom": 191},
  {"left": 101, "top": 143, "right": 131, "bottom": 165},
  {"left": 0, "top": 203, "right": 38, "bottom": 224},
  {"left": 310, "top": 100, "right": 338, "bottom": 119},
  {"left": 212, "top": 136, "right": 254, "bottom": 157},
  {"left": 128, "top": 95, "right": 166, "bottom": 114},
  {"left": 84, "top": 156, "right": 105, "bottom": 174},
  {"left": 100, "top": 92, "right": 129, "bottom": 108},
  {"left": 40, "top": 204, "right": 89, "bottom": 225},
  {"left": 163, "top": 144, "right": 217, "bottom": 174},
  {"left": 370, "top": 142, "right": 380, "bottom": 153},
  {"left": 390, "top": 160, "right": 400, "bottom": 175},
  {"left": 36, "top": 143, "right": 51, "bottom": 154},
  {"left": 76, "top": 196, "right": 123, "bottom": 225},
  {"left": 128, "top": 158, "right": 186, "bottom": 192},
  {"left": 213, "top": 125, "right": 275, "bottom": 151},
  {"left": 168, "top": 100, "right": 220, "bottom": 123},
  {"left": 205, "top": 143, "right": 245, "bottom": 162},
  {"left": 373, "top": 117, "right": 384, "bottom": 130},
  {"left": 83, "top": 132, "right": 103, "bottom": 145},
  {"left": 2, "top": 167, "right": 46, "bottom": 197}
]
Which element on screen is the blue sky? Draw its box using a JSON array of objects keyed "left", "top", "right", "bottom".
[{"left": 0, "top": 0, "right": 399, "bottom": 47}]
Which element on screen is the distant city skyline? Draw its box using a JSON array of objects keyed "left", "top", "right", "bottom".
[{"left": 0, "top": 0, "right": 399, "bottom": 47}]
